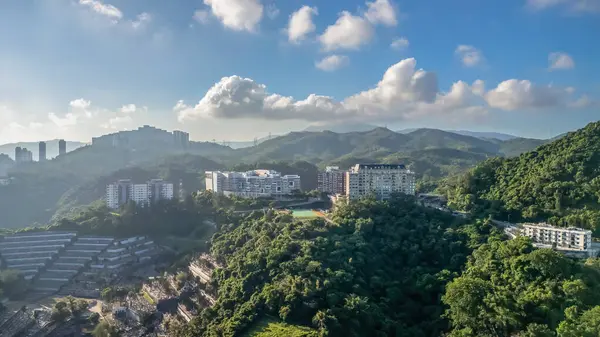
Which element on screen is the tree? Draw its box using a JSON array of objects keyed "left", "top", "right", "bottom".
[
  {"left": 92, "top": 321, "right": 120, "bottom": 337},
  {"left": 0, "top": 270, "right": 27, "bottom": 300},
  {"left": 51, "top": 301, "right": 71, "bottom": 322},
  {"left": 557, "top": 306, "right": 600, "bottom": 337},
  {"left": 444, "top": 238, "right": 600, "bottom": 336}
]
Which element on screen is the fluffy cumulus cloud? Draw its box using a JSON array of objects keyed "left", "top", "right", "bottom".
[
  {"left": 177, "top": 75, "right": 347, "bottom": 121},
  {"left": 526, "top": 0, "right": 600, "bottom": 13},
  {"left": 319, "top": 12, "right": 374, "bottom": 51},
  {"left": 287, "top": 6, "right": 318, "bottom": 43},
  {"left": 455, "top": 45, "right": 484, "bottom": 67},
  {"left": 202, "top": 0, "right": 264, "bottom": 32},
  {"left": 364, "top": 0, "right": 397, "bottom": 26},
  {"left": 318, "top": 0, "right": 397, "bottom": 51},
  {"left": 390, "top": 37, "right": 409, "bottom": 50},
  {"left": 69, "top": 98, "right": 91, "bottom": 110},
  {"left": 315, "top": 55, "right": 350, "bottom": 72},
  {"left": 485, "top": 80, "right": 570, "bottom": 110},
  {"left": 177, "top": 57, "right": 591, "bottom": 125},
  {"left": 549, "top": 52, "right": 575, "bottom": 70},
  {"left": 120, "top": 104, "right": 137, "bottom": 114}
]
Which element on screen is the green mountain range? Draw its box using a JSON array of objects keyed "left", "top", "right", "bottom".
[
  {"left": 230, "top": 127, "right": 546, "bottom": 164},
  {"left": 0, "top": 127, "right": 551, "bottom": 229}
]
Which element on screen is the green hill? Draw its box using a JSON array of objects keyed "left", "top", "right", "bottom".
[
  {"left": 0, "top": 126, "right": 548, "bottom": 229},
  {"left": 234, "top": 127, "right": 543, "bottom": 166},
  {"left": 439, "top": 120, "right": 600, "bottom": 232}
]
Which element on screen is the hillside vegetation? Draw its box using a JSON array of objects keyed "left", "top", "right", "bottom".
[
  {"left": 232, "top": 128, "right": 544, "bottom": 166},
  {"left": 174, "top": 196, "right": 499, "bottom": 337},
  {"left": 0, "top": 127, "right": 547, "bottom": 229},
  {"left": 439, "top": 121, "right": 600, "bottom": 233}
]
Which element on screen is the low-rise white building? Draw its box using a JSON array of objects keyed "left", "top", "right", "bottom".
[
  {"left": 522, "top": 223, "right": 592, "bottom": 252},
  {"left": 106, "top": 179, "right": 174, "bottom": 209},
  {"left": 205, "top": 170, "right": 301, "bottom": 198},
  {"left": 345, "top": 164, "right": 416, "bottom": 200}
]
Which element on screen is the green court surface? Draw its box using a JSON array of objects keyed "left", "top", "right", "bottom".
[{"left": 291, "top": 210, "right": 319, "bottom": 218}]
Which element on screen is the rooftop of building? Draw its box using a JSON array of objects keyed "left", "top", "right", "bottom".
[
  {"left": 351, "top": 164, "right": 410, "bottom": 171},
  {"left": 522, "top": 222, "right": 592, "bottom": 233},
  {"left": 208, "top": 169, "right": 300, "bottom": 179}
]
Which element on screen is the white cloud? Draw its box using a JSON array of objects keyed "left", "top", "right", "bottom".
[
  {"left": 455, "top": 45, "right": 484, "bottom": 67},
  {"left": 78, "top": 0, "right": 123, "bottom": 21},
  {"left": 266, "top": 4, "right": 280, "bottom": 19},
  {"left": 526, "top": 0, "right": 600, "bottom": 13},
  {"left": 485, "top": 80, "right": 569, "bottom": 110},
  {"left": 131, "top": 13, "right": 152, "bottom": 30},
  {"left": 315, "top": 55, "right": 350, "bottom": 72},
  {"left": 319, "top": 11, "right": 374, "bottom": 51},
  {"left": 202, "top": 0, "right": 264, "bottom": 32},
  {"left": 287, "top": 6, "right": 318, "bottom": 43},
  {"left": 364, "top": 0, "right": 397, "bottom": 26},
  {"left": 173, "top": 100, "right": 190, "bottom": 111},
  {"left": 344, "top": 58, "right": 439, "bottom": 111},
  {"left": 179, "top": 58, "right": 443, "bottom": 122},
  {"left": 194, "top": 10, "right": 211, "bottom": 24},
  {"left": 120, "top": 104, "right": 137, "bottom": 114},
  {"left": 69, "top": 98, "right": 91, "bottom": 110},
  {"left": 177, "top": 57, "right": 591, "bottom": 125},
  {"left": 390, "top": 37, "right": 409, "bottom": 50},
  {"left": 549, "top": 52, "right": 575, "bottom": 70}
]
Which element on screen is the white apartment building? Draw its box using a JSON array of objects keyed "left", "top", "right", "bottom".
[
  {"left": 522, "top": 223, "right": 592, "bottom": 252},
  {"left": 345, "top": 164, "right": 416, "bottom": 200},
  {"left": 205, "top": 170, "right": 301, "bottom": 198},
  {"left": 106, "top": 179, "right": 174, "bottom": 209}
]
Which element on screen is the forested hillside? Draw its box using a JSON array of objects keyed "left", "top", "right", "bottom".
[
  {"left": 439, "top": 121, "right": 600, "bottom": 233},
  {"left": 444, "top": 237, "right": 600, "bottom": 336},
  {"left": 174, "top": 196, "right": 501, "bottom": 337},
  {"left": 232, "top": 127, "right": 544, "bottom": 165}
]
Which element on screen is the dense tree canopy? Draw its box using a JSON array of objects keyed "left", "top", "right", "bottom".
[
  {"left": 175, "top": 196, "right": 500, "bottom": 337},
  {"left": 439, "top": 121, "right": 600, "bottom": 233},
  {"left": 443, "top": 237, "right": 600, "bottom": 336}
]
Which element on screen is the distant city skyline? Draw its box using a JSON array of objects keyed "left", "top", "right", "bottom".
[{"left": 0, "top": 0, "right": 598, "bottom": 144}]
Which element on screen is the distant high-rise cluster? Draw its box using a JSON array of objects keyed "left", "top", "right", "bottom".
[
  {"left": 318, "top": 164, "right": 416, "bottom": 200},
  {"left": 173, "top": 130, "right": 190, "bottom": 149},
  {"left": 205, "top": 170, "right": 301, "bottom": 198},
  {"left": 58, "top": 139, "right": 67, "bottom": 156},
  {"left": 106, "top": 179, "right": 174, "bottom": 209},
  {"left": 14, "top": 147, "right": 33, "bottom": 164},
  {"left": 92, "top": 125, "right": 190, "bottom": 149},
  {"left": 39, "top": 141, "right": 47, "bottom": 162}
]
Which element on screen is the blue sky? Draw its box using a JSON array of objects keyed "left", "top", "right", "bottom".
[{"left": 0, "top": 0, "right": 598, "bottom": 143}]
